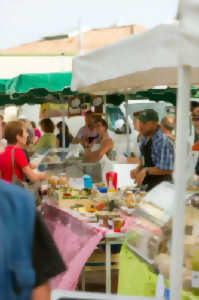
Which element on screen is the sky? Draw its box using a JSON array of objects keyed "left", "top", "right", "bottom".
[{"left": 0, "top": 0, "right": 179, "bottom": 49}]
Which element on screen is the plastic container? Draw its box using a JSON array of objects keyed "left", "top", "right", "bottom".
[
  {"left": 164, "top": 288, "right": 170, "bottom": 300},
  {"left": 38, "top": 164, "right": 45, "bottom": 171},
  {"left": 83, "top": 174, "right": 93, "bottom": 189},
  {"left": 97, "top": 187, "right": 108, "bottom": 193}
]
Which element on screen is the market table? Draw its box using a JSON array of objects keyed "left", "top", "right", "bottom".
[
  {"left": 51, "top": 290, "right": 157, "bottom": 300},
  {"left": 42, "top": 202, "right": 125, "bottom": 293}
]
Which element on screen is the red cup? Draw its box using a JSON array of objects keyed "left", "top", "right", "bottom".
[{"left": 106, "top": 172, "right": 117, "bottom": 191}]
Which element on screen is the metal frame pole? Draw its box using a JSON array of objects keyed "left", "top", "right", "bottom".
[
  {"left": 125, "top": 94, "right": 130, "bottom": 154},
  {"left": 170, "top": 65, "right": 191, "bottom": 300}
]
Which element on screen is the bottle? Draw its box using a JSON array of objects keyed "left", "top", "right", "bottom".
[
  {"left": 191, "top": 249, "right": 199, "bottom": 296},
  {"left": 108, "top": 177, "right": 115, "bottom": 193},
  {"left": 83, "top": 174, "right": 93, "bottom": 189}
]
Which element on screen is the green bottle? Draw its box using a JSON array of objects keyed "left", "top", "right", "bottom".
[{"left": 191, "top": 249, "right": 199, "bottom": 296}]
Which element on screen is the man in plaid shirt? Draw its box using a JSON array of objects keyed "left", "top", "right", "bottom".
[{"left": 130, "top": 109, "right": 174, "bottom": 191}]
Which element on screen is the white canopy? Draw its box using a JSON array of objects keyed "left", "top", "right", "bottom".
[
  {"left": 72, "top": 2, "right": 199, "bottom": 300},
  {"left": 71, "top": 22, "right": 199, "bottom": 94}
]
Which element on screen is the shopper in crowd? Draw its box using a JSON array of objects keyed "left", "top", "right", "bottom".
[
  {"left": 0, "top": 114, "right": 4, "bottom": 140},
  {"left": 56, "top": 121, "right": 73, "bottom": 148},
  {"left": 0, "top": 121, "right": 7, "bottom": 152},
  {"left": 130, "top": 109, "right": 174, "bottom": 191},
  {"left": 0, "top": 179, "right": 66, "bottom": 300},
  {"left": 72, "top": 111, "right": 99, "bottom": 148},
  {"left": 84, "top": 118, "right": 114, "bottom": 162},
  {"left": 0, "top": 121, "right": 46, "bottom": 183},
  {"left": 31, "top": 121, "right": 41, "bottom": 145},
  {"left": 19, "top": 117, "right": 35, "bottom": 145},
  {"left": 31, "top": 118, "right": 56, "bottom": 153},
  {"left": 160, "top": 115, "right": 176, "bottom": 143}
]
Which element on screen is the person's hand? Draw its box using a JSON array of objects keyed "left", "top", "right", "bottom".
[
  {"left": 39, "top": 172, "right": 46, "bottom": 181},
  {"left": 130, "top": 168, "right": 137, "bottom": 179},
  {"left": 135, "top": 168, "right": 146, "bottom": 186}
]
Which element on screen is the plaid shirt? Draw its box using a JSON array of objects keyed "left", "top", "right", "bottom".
[{"left": 139, "top": 128, "right": 174, "bottom": 170}]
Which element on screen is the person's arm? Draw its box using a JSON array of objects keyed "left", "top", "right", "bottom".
[
  {"left": 146, "top": 167, "right": 172, "bottom": 175},
  {"left": 22, "top": 165, "right": 46, "bottom": 182},
  {"left": 29, "top": 162, "right": 37, "bottom": 169},
  {"left": 130, "top": 163, "right": 142, "bottom": 179},
  {"left": 31, "top": 136, "right": 39, "bottom": 146},
  {"left": 135, "top": 167, "right": 172, "bottom": 186},
  {"left": 31, "top": 282, "right": 50, "bottom": 300},
  {"left": 127, "top": 157, "right": 141, "bottom": 164},
  {"left": 72, "top": 127, "right": 84, "bottom": 144},
  {"left": 84, "top": 139, "right": 113, "bottom": 162}
]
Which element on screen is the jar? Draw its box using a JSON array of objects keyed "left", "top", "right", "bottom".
[
  {"left": 125, "top": 191, "right": 135, "bottom": 208},
  {"left": 48, "top": 175, "right": 57, "bottom": 189},
  {"left": 57, "top": 174, "right": 68, "bottom": 188},
  {"left": 113, "top": 218, "right": 124, "bottom": 232}
]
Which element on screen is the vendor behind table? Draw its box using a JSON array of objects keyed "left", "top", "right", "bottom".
[
  {"left": 130, "top": 109, "right": 174, "bottom": 191},
  {"left": 83, "top": 118, "right": 114, "bottom": 163},
  {"left": 72, "top": 111, "right": 99, "bottom": 148}
]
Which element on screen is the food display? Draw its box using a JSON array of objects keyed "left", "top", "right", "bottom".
[
  {"left": 123, "top": 184, "right": 199, "bottom": 296},
  {"left": 42, "top": 160, "right": 199, "bottom": 296},
  {"left": 39, "top": 148, "right": 103, "bottom": 182},
  {"left": 44, "top": 171, "right": 149, "bottom": 231}
]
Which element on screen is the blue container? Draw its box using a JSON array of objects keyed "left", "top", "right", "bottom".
[
  {"left": 83, "top": 175, "right": 93, "bottom": 189},
  {"left": 97, "top": 187, "right": 108, "bottom": 193},
  {"left": 38, "top": 164, "right": 45, "bottom": 171},
  {"left": 164, "top": 288, "right": 170, "bottom": 300}
]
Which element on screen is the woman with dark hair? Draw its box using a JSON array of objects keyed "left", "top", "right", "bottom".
[
  {"left": 31, "top": 118, "right": 56, "bottom": 153},
  {"left": 56, "top": 121, "right": 73, "bottom": 148},
  {"left": 84, "top": 118, "right": 114, "bottom": 162}
]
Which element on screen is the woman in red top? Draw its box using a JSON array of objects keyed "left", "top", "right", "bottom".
[{"left": 0, "top": 121, "right": 46, "bottom": 183}]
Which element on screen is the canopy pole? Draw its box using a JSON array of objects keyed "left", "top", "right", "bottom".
[
  {"left": 103, "top": 95, "right": 108, "bottom": 123},
  {"left": 62, "top": 105, "right": 66, "bottom": 149},
  {"left": 170, "top": 66, "right": 191, "bottom": 300},
  {"left": 125, "top": 94, "right": 130, "bottom": 154}
]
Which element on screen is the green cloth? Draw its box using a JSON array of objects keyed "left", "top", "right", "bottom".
[
  {"left": 5, "top": 72, "right": 72, "bottom": 96},
  {"left": 31, "top": 133, "right": 57, "bottom": 153},
  {"left": 118, "top": 244, "right": 198, "bottom": 299},
  {"left": 118, "top": 244, "right": 157, "bottom": 297}
]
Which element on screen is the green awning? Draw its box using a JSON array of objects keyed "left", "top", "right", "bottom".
[
  {"left": 0, "top": 72, "right": 198, "bottom": 108},
  {"left": 5, "top": 72, "right": 73, "bottom": 98}
]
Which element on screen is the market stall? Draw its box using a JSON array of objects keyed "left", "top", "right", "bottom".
[{"left": 71, "top": 1, "right": 199, "bottom": 299}]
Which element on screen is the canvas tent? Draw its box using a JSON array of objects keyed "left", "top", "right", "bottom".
[{"left": 71, "top": 1, "right": 199, "bottom": 299}]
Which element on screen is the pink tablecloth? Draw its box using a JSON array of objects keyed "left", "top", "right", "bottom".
[{"left": 42, "top": 203, "right": 105, "bottom": 290}]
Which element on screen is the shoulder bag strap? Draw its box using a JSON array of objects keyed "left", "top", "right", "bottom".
[{"left": 11, "top": 148, "right": 17, "bottom": 176}]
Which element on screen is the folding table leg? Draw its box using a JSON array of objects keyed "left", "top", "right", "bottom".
[{"left": 106, "top": 239, "right": 111, "bottom": 293}]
